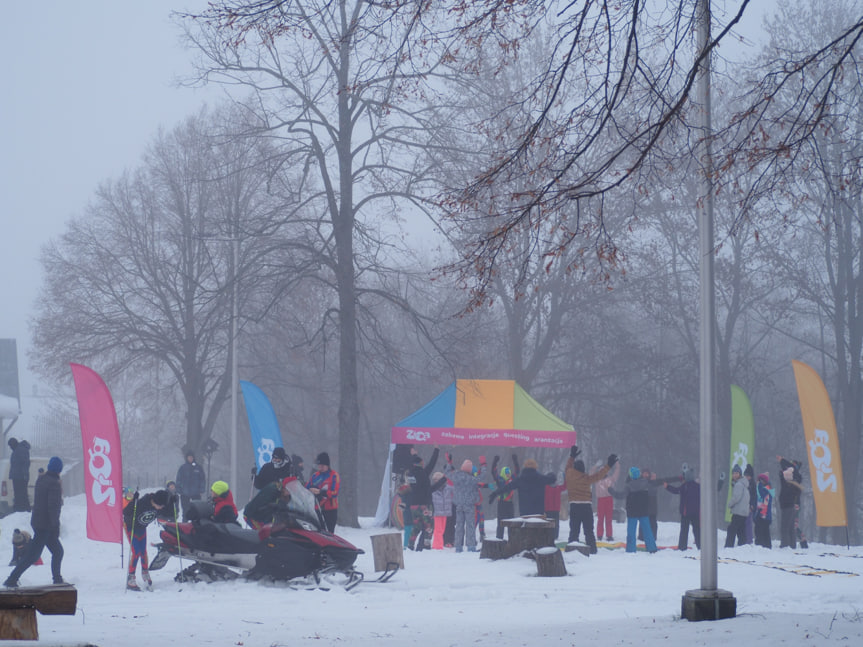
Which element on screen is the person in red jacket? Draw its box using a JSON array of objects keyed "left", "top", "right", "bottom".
[{"left": 307, "top": 452, "right": 340, "bottom": 533}]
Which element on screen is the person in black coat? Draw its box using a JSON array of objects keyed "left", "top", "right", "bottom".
[
  {"left": 4, "top": 456, "right": 64, "bottom": 587},
  {"left": 176, "top": 452, "right": 206, "bottom": 520},
  {"left": 776, "top": 455, "right": 803, "bottom": 548},
  {"left": 7, "top": 438, "right": 31, "bottom": 512},
  {"left": 490, "top": 457, "right": 556, "bottom": 517},
  {"left": 404, "top": 446, "right": 440, "bottom": 550},
  {"left": 254, "top": 447, "right": 293, "bottom": 490}
]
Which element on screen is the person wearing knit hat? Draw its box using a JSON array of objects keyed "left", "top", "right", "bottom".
[
  {"left": 490, "top": 454, "right": 556, "bottom": 517},
  {"left": 445, "top": 453, "right": 487, "bottom": 552},
  {"left": 253, "top": 447, "right": 293, "bottom": 491},
  {"left": 608, "top": 464, "right": 657, "bottom": 553},
  {"left": 564, "top": 445, "right": 616, "bottom": 554},
  {"left": 122, "top": 487, "right": 177, "bottom": 590},
  {"left": 430, "top": 470, "right": 453, "bottom": 549},
  {"left": 176, "top": 451, "right": 206, "bottom": 521},
  {"left": 754, "top": 472, "right": 774, "bottom": 549},
  {"left": 209, "top": 481, "right": 239, "bottom": 525},
  {"left": 306, "top": 451, "right": 341, "bottom": 533},
  {"left": 743, "top": 464, "right": 757, "bottom": 545},
  {"left": 4, "top": 457, "right": 65, "bottom": 588}
]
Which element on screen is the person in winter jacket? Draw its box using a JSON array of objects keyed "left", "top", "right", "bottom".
[
  {"left": 403, "top": 447, "right": 440, "bottom": 550},
  {"left": 430, "top": 471, "right": 454, "bottom": 549},
  {"left": 176, "top": 452, "right": 206, "bottom": 520},
  {"left": 545, "top": 479, "right": 567, "bottom": 540},
  {"left": 491, "top": 455, "right": 518, "bottom": 539},
  {"left": 609, "top": 466, "right": 657, "bottom": 553},
  {"left": 4, "top": 456, "right": 65, "bottom": 588},
  {"left": 471, "top": 460, "right": 491, "bottom": 542},
  {"left": 744, "top": 464, "right": 757, "bottom": 544},
  {"left": 754, "top": 472, "right": 774, "bottom": 549},
  {"left": 122, "top": 488, "right": 175, "bottom": 590},
  {"left": 638, "top": 469, "right": 661, "bottom": 542},
  {"left": 446, "top": 458, "right": 488, "bottom": 552},
  {"left": 244, "top": 479, "right": 285, "bottom": 529},
  {"left": 776, "top": 455, "right": 803, "bottom": 548},
  {"left": 565, "top": 446, "right": 617, "bottom": 553},
  {"left": 724, "top": 465, "right": 749, "bottom": 547},
  {"left": 254, "top": 447, "right": 293, "bottom": 490},
  {"left": 664, "top": 466, "right": 701, "bottom": 550},
  {"left": 490, "top": 456, "right": 556, "bottom": 517},
  {"left": 209, "top": 481, "right": 240, "bottom": 525},
  {"left": 291, "top": 455, "right": 305, "bottom": 483},
  {"left": 306, "top": 452, "right": 341, "bottom": 533},
  {"left": 593, "top": 459, "right": 620, "bottom": 541},
  {"left": 7, "top": 438, "right": 31, "bottom": 512}
]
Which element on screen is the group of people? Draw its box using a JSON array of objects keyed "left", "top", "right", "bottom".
[{"left": 397, "top": 444, "right": 811, "bottom": 558}]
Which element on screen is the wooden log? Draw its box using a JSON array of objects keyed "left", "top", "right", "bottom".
[
  {"left": 500, "top": 517, "right": 556, "bottom": 557},
  {"left": 0, "top": 584, "right": 77, "bottom": 615},
  {"left": 371, "top": 532, "right": 405, "bottom": 572},
  {"left": 0, "top": 608, "right": 38, "bottom": 640},
  {"left": 479, "top": 538, "right": 508, "bottom": 560},
  {"left": 535, "top": 547, "right": 567, "bottom": 577}
]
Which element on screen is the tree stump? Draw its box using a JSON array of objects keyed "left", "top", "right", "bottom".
[
  {"left": 371, "top": 532, "right": 405, "bottom": 572},
  {"left": 535, "top": 547, "right": 567, "bottom": 577},
  {"left": 500, "top": 516, "right": 556, "bottom": 558},
  {"left": 479, "top": 538, "right": 508, "bottom": 560}
]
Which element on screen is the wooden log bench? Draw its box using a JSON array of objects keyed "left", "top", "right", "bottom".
[
  {"left": 0, "top": 584, "right": 77, "bottom": 640},
  {"left": 498, "top": 516, "right": 557, "bottom": 559}
]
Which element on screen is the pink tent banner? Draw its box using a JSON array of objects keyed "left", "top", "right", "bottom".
[{"left": 70, "top": 363, "right": 124, "bottom": 544}]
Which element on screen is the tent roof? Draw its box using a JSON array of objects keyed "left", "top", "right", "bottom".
[{"left": 392, "top": 379, "right": 575, "bottom": 448}]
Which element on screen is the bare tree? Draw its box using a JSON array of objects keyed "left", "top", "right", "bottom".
[
  {"left": 31, "top": 109, "right": 280, "bottom": 460},
  {"left": 180, "top": 0, "right": 535, "bottom": 523}
]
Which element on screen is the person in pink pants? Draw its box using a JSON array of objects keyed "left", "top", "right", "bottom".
[{"left": 593, "top": 460, "right": 620, "bottom": 541}]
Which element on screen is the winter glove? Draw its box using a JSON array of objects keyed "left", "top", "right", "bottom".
[
  {"left": 446, "top": 452, "right": 453, "bottom": 464},
  {"left": 607, "top": 454, "right": 619, "bottom": 468},
  {"left": 491, "top": 455, "right": 500, "bottom": 471},
  {"left": 570, "top": 445, "right": 581, "bottom": 459},
  {"left": 489, "top": 490, "right": 499, "bottom": 503}
]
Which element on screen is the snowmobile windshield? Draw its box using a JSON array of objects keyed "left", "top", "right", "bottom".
[{"left": 282, "top": 478, "right": 324, "bottom": 529}]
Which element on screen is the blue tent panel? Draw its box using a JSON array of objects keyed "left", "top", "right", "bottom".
[{"left": 395, "top": 381, "right": 456, "bottom": 428}]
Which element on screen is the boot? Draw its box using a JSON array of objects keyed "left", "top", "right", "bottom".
[
  {"left": 126, "top": 573, "right": 141, "bottom": 591},
  {"left": 141, "top": 570, "right": 152, "bottom": 590}
]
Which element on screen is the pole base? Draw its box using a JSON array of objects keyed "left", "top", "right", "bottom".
[{"left": 681, "top": 588, "right": 736, "bottom": 621}]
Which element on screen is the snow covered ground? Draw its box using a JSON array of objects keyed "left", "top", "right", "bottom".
[{"left": 1, "top": 494, "right": 861, "bottom": 646}]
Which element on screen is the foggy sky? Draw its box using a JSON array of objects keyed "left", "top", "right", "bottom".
[{"left": 0, "top": 1, "right": 773, "bottom": 401}]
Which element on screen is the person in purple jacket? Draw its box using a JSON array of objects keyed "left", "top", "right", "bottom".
[{"left": 664, "top": 465, "right": 700, "bottom": 550}]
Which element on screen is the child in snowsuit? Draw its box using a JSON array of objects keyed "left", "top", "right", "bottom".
[
  {"left": 754, "top": 472, "right": 774, "bottom": 548},
  {"left": 664, "top": 466, "right": 700, "bottom": 550},
  {"left": 609, "top": 467, "right": 657, "bottom": 553},
  {"left": 491, "top": 455, "right": 518, "bottom": 539},
  {"left": 430, "top": 471, "right": 453, "bottom": 550},
  {"left": 593, "top": 460, "right": 620, "bottom": 542},
  {"left": 123, "top": 488, "right": 174, "bottom": 590},
  {"left": 447, "top": 458, "right": 488, "bottom": 552}
]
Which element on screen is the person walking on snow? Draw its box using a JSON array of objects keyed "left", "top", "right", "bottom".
[{"left": 4, "top": 457, "right": 65, "bottom": 588}]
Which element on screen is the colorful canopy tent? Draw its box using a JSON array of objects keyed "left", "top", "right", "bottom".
[
  {"left": 391, "top": 379, "right": 576, "bottom": 447},
  {"left": 374, "top": 379, "right": 576, "bottom": 525}
]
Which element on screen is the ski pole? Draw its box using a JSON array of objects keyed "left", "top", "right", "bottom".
[{"left": 125, "top": 492, "right": 138, "bottom": 592}]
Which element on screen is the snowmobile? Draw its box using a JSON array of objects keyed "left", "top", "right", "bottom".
[{"left": 150, "top": 478, "right": 388, "bottom": 590}]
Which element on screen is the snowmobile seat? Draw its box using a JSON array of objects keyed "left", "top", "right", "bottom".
[{"left": 193, "top": 520, "right": 262, "bottom": 553}]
